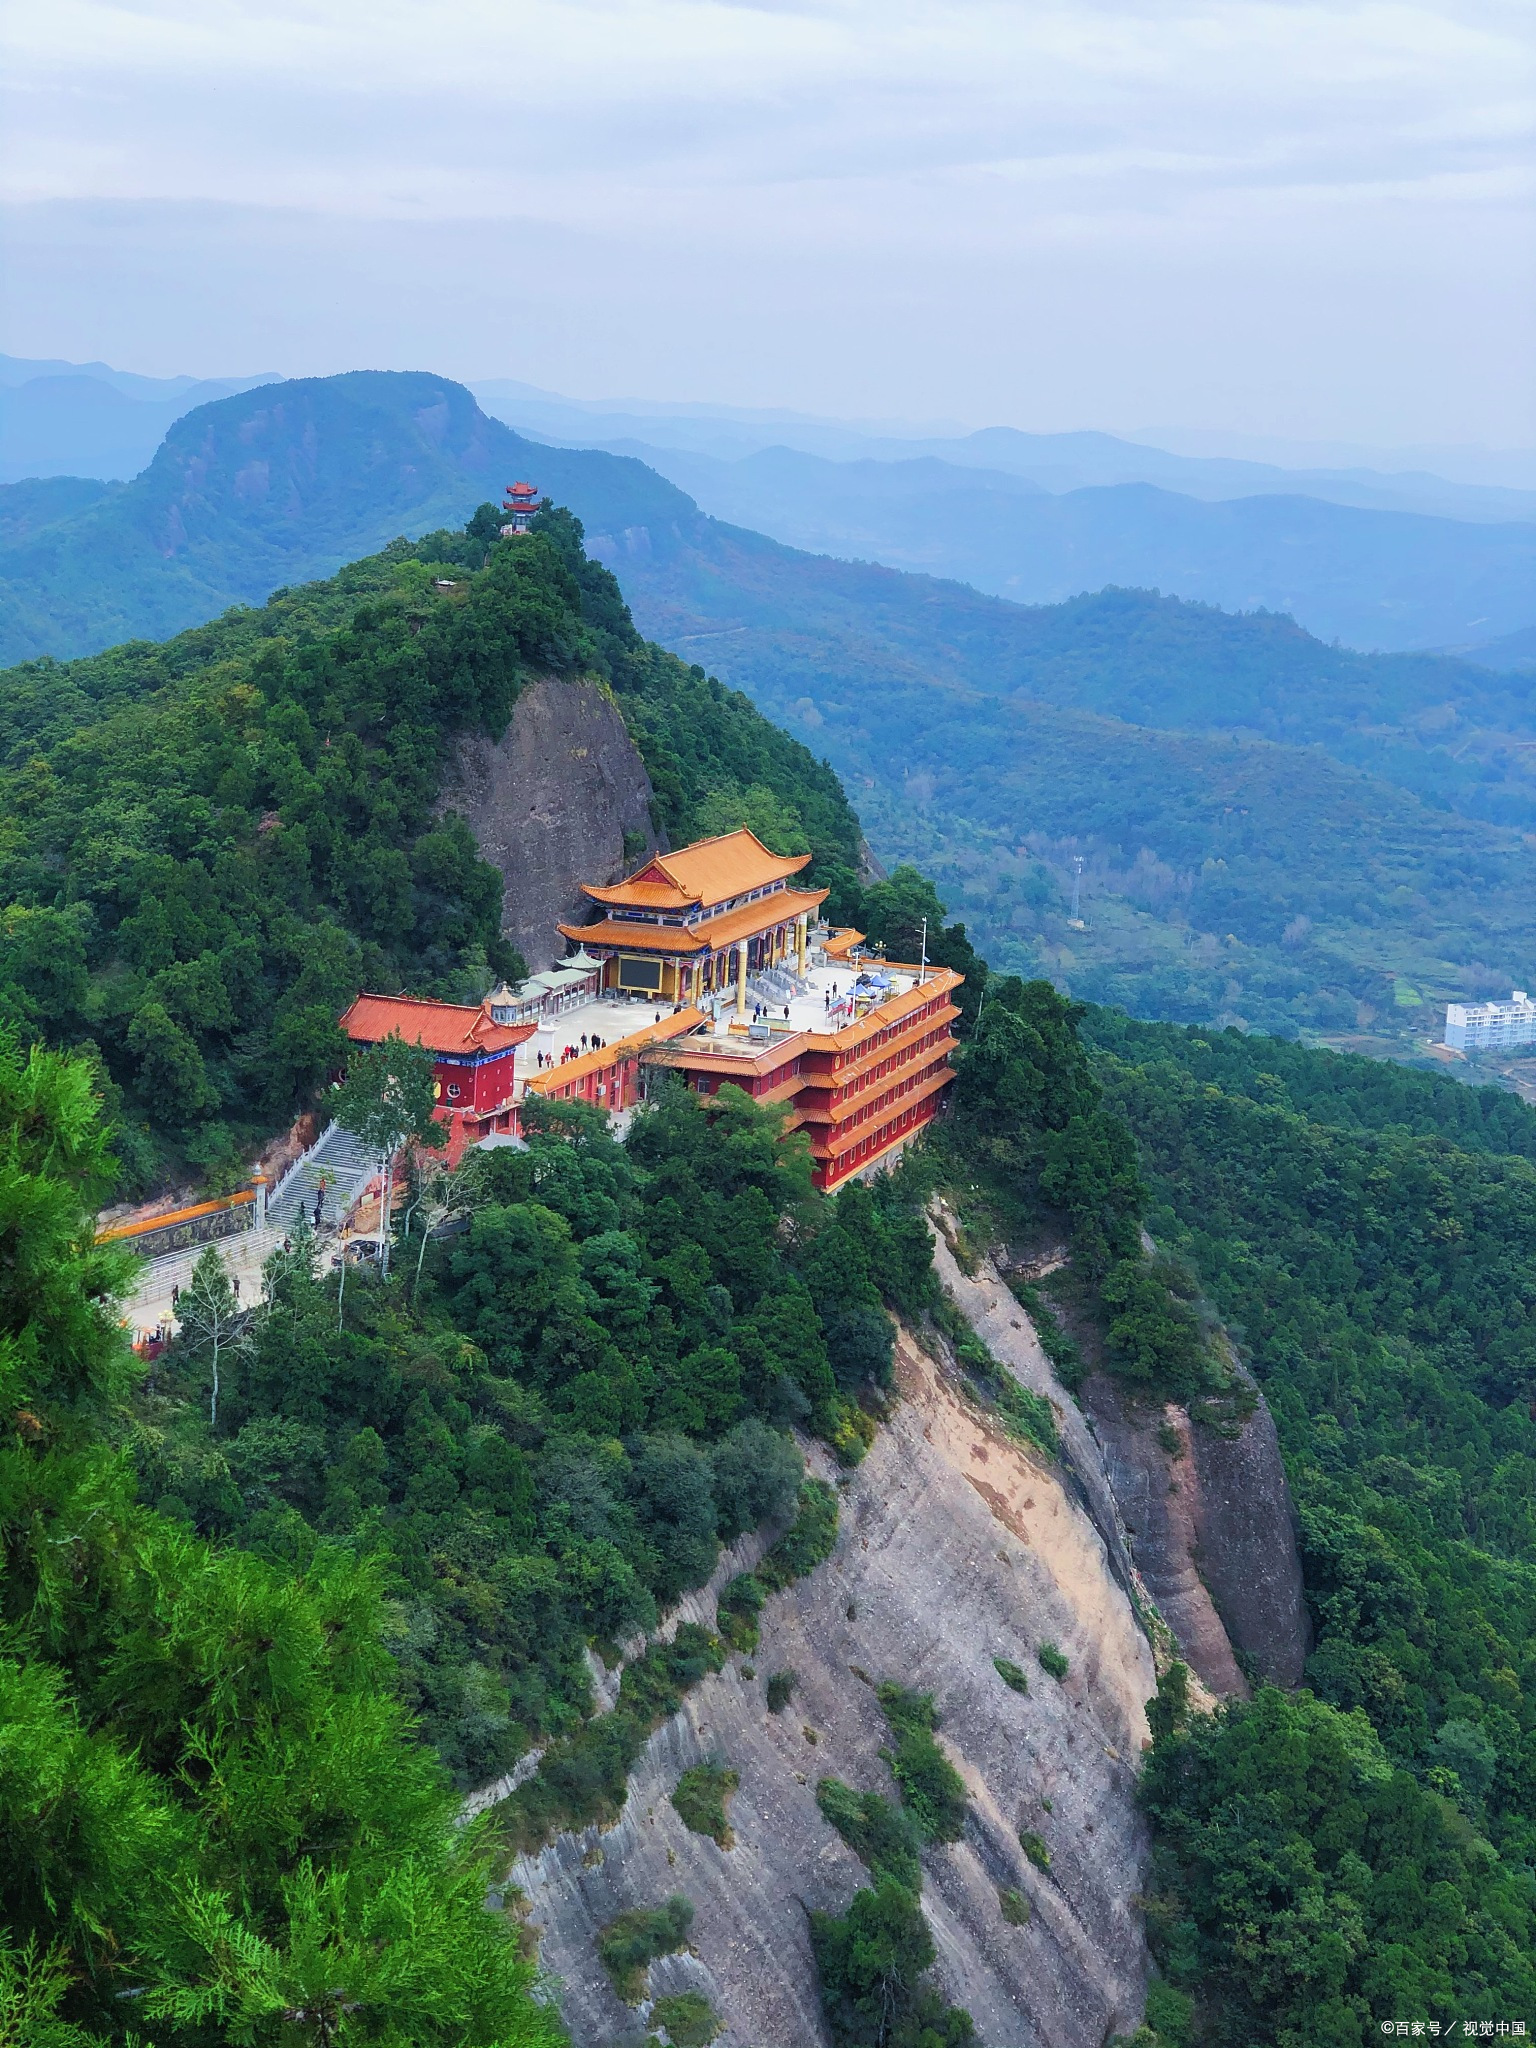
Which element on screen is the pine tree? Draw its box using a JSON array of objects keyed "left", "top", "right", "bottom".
[{"left": 0, "top": 1040, "right": 565, "bottom": 2048}]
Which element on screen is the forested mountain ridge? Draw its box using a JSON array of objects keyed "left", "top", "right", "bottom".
[
  {"left": 0, "top": 499, "right": 968, "bottom": 2046},
  {"left": 0, "top": 495, "right": 863, "bottom": 1195},
  {"left": 0, "top": 371, "right": 700, "bottom": 667},
  {"left": 3, "top": 369, "right": 1517, "bottom": 771},
  {"left": 8, "top": 369, "right": 1536, "bottom": 1051},
  {"left": 1080, "top": 1011, "right": 1536, "bottom": 2042}
]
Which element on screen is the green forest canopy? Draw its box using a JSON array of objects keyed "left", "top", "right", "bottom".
[
  {"left": 1078, "top": 1008, "right": 1536, "bottom": 2043},
  {"left": 7, "top": 1003, "right": 941, "bottom": 2042},
  {"left": 621, "top": 520, "right": 1536, "bottom": 1047},
  {"left": 0, "top": 1038, "right": 565, "bottom": 2048}
]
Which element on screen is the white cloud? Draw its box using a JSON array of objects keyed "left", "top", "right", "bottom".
[{"left": 0, "top": 0, "right": 1530, "bottom": 439}]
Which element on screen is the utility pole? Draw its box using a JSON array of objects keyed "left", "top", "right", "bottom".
[{"left": 919, "top": 915, "right": 928, "bottom": 975}]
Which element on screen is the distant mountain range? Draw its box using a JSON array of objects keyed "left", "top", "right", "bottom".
[
  {"left": 3, "top": 367, "right": 1536, "bottom": 1049},
  {"left": 4, "top": 352, "right": 1532, "bottom": 659},
  {"left": 0, "top": 351, "right": 278, "bottom": 486},
  {"left": 548, "top": 438, "right": 1536, "bottom": 655},
  {"left": 474, "top": 378, "right": 1536, "bottom": 525}
]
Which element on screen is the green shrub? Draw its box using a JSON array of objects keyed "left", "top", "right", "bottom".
[
  {"left": 948, "top": 1311, "right": 1060, "bottom": 1455},
  {"left": 621, "top": 1626, "right": 728, "bottom": 1722},
  {"left": 830, "top": 1400, "right": 878, "bottom": 1465},
  {"left": 1008, "top": 1277, "right": 1086, "bottom": 1393},
  {"left": 991, "top": 1376, "right": 1060, "bottom": 1457},
  {"left": 876, "top": 1683, "right": 969, "bottom": 1843},
  {"left": 1143, "top": 1981, "right": 1194, "bottom": 2046},
  {"left": 1037, "top": 1641, "right": 1069, "bottom": 1679},
  {"left": 810, "top": 1877, "right": 976, "bottom": 2047},
  {"left": 766, "top": 1669, "right": 796, "bottom": 1713},
  {"left": 649, "top": 1990, "right": 723, "bottom": 2045},
  {"left": 498, "top": 1627, "right": 725, "bottom": 1854},
  {"left": 1019, "top": 1829, "right": 1051, "bottom": 1871},
  {"left": 816, "top": 1778, "right": 922, "bottom": 1889},
  {"left": 596, "top": 1894, "right": 695, "bottom": 2003},
  {"left": 716, "top": 1572, "right": 765, "bottom": 1653},
  {"left": 671, "top": 1762, "right": 739, "bottom": 1848},
  {"left": 1101, "top": 1257, "right": 1219, "bottom": 1403},
  {"left": 993, "top": 1656, "right": 1029, "bottom": 1695},
  {"left": 757, "top": 1479, "right": 839, "bottom": 1589},
  {"left": 999, "top": 1886, "right": 1031, "bottom": 1926}
]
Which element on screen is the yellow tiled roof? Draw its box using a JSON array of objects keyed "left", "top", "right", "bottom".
[
  {"left": 561, "top": 887, "right": 827, "bottom": 956},
  {"left": 582, "top": 829, "right": 811, "bottom": 913}
]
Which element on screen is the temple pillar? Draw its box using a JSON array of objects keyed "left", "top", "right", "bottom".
[
  {"left": 796, "top": 915, "right": 808, "bottom": 975},
  {"left": 736, "top": 940, "right": 748, "bottom": 1018}
]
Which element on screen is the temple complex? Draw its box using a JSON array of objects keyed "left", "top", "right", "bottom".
[{"left": 337, "top": 828, "right": 962, "bottom": 1188}]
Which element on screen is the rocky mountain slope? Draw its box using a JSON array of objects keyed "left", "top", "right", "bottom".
[
  {"left": 929, "top": 1227, "right": 1308, "bottom": 1697},
  {"left": 511, "top": 1325, "right": 1157, "bottom": 2048},
  {"left": 436, "top": 672, "right": 661, "bottom": 972}
]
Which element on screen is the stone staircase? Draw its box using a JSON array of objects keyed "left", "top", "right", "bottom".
[
  {"left": 122, "top": 1126, "right": 385, "bottom": 1329},
  {"left": 267, "top": 1122, "right": 377, "bottom": 1233},
  {"left": 748, "top": 963, "right": 809, "bottom": 1008}
]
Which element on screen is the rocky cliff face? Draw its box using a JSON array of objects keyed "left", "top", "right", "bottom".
[
  {"left": 436, "top": 673, "right": 660, "bottom": 972},
  {"left": 494, "top": 1211, "right": 1308, "bottom": 2043},
  {"left": 933, "top": 1225, "right": 1308, "bottom": 1697},
  {"left": 1180, "top": 1366, "right": 1311, "bottom": 1687},
  {"left": 510, "top": 1332, "right": 1154, "bottom": 2048}
]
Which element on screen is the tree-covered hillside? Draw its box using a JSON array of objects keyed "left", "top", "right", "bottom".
[
  {"left": 4, "top": 1000, "right": 947, "bottom": 2042},
  {"left": 0, "top": 1039, "right": 567, "bottom": 2048},
  {"left": 4, "top": 456, "right": 1535, "bottom": 2037},
  {"left": 1073, "top": 1009, "right": 1536, "bottom": 2043},
  {"left": 612, "top": 523, "right": 1532, "bottom": 829},
  {"left": 914, "top": 979, "right": 1536, "bottom": 2042},
  {"left": 843, "top": 688, "right": 1536, "bottom": 1040},
  {"left": 0, "top": 499, "right": 862, "bottom": 1193}
]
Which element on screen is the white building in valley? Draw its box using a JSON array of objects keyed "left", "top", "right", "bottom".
[{"left": 1443, "top": 990, "right": 1536, "bottom": 1052}]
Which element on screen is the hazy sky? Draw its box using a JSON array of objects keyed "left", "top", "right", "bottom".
[{"left": 2, "top": 0, "right": 1532, "bottom": 446}]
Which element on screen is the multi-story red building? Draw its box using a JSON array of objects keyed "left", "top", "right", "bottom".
[
  {"left": 637, "top": 958, "right": 962, "bottom": 1189},
  {"left": 535, "top": 831, "right": 963, "bottom": 1189}
]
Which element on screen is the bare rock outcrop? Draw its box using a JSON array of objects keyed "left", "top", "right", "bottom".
[
  {"left": 436, "top": 673, "right": 659, "bottom": 972},
  {"left": 932, "top": 1226, "right": 1308, "bottom": 1696},
  {"left": 1076, "top": 1367, "right": 1310, "bottom": 1692},
  {"left": 509, "top": 1335, "right": 1154, "bottom": 2048},
  {"left": 1183, "top": 1366, "right": 1311, "bottom": 1687},
  {"left": 1074, "top": 1374, "right": 1254, "bottom": 1697}
]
